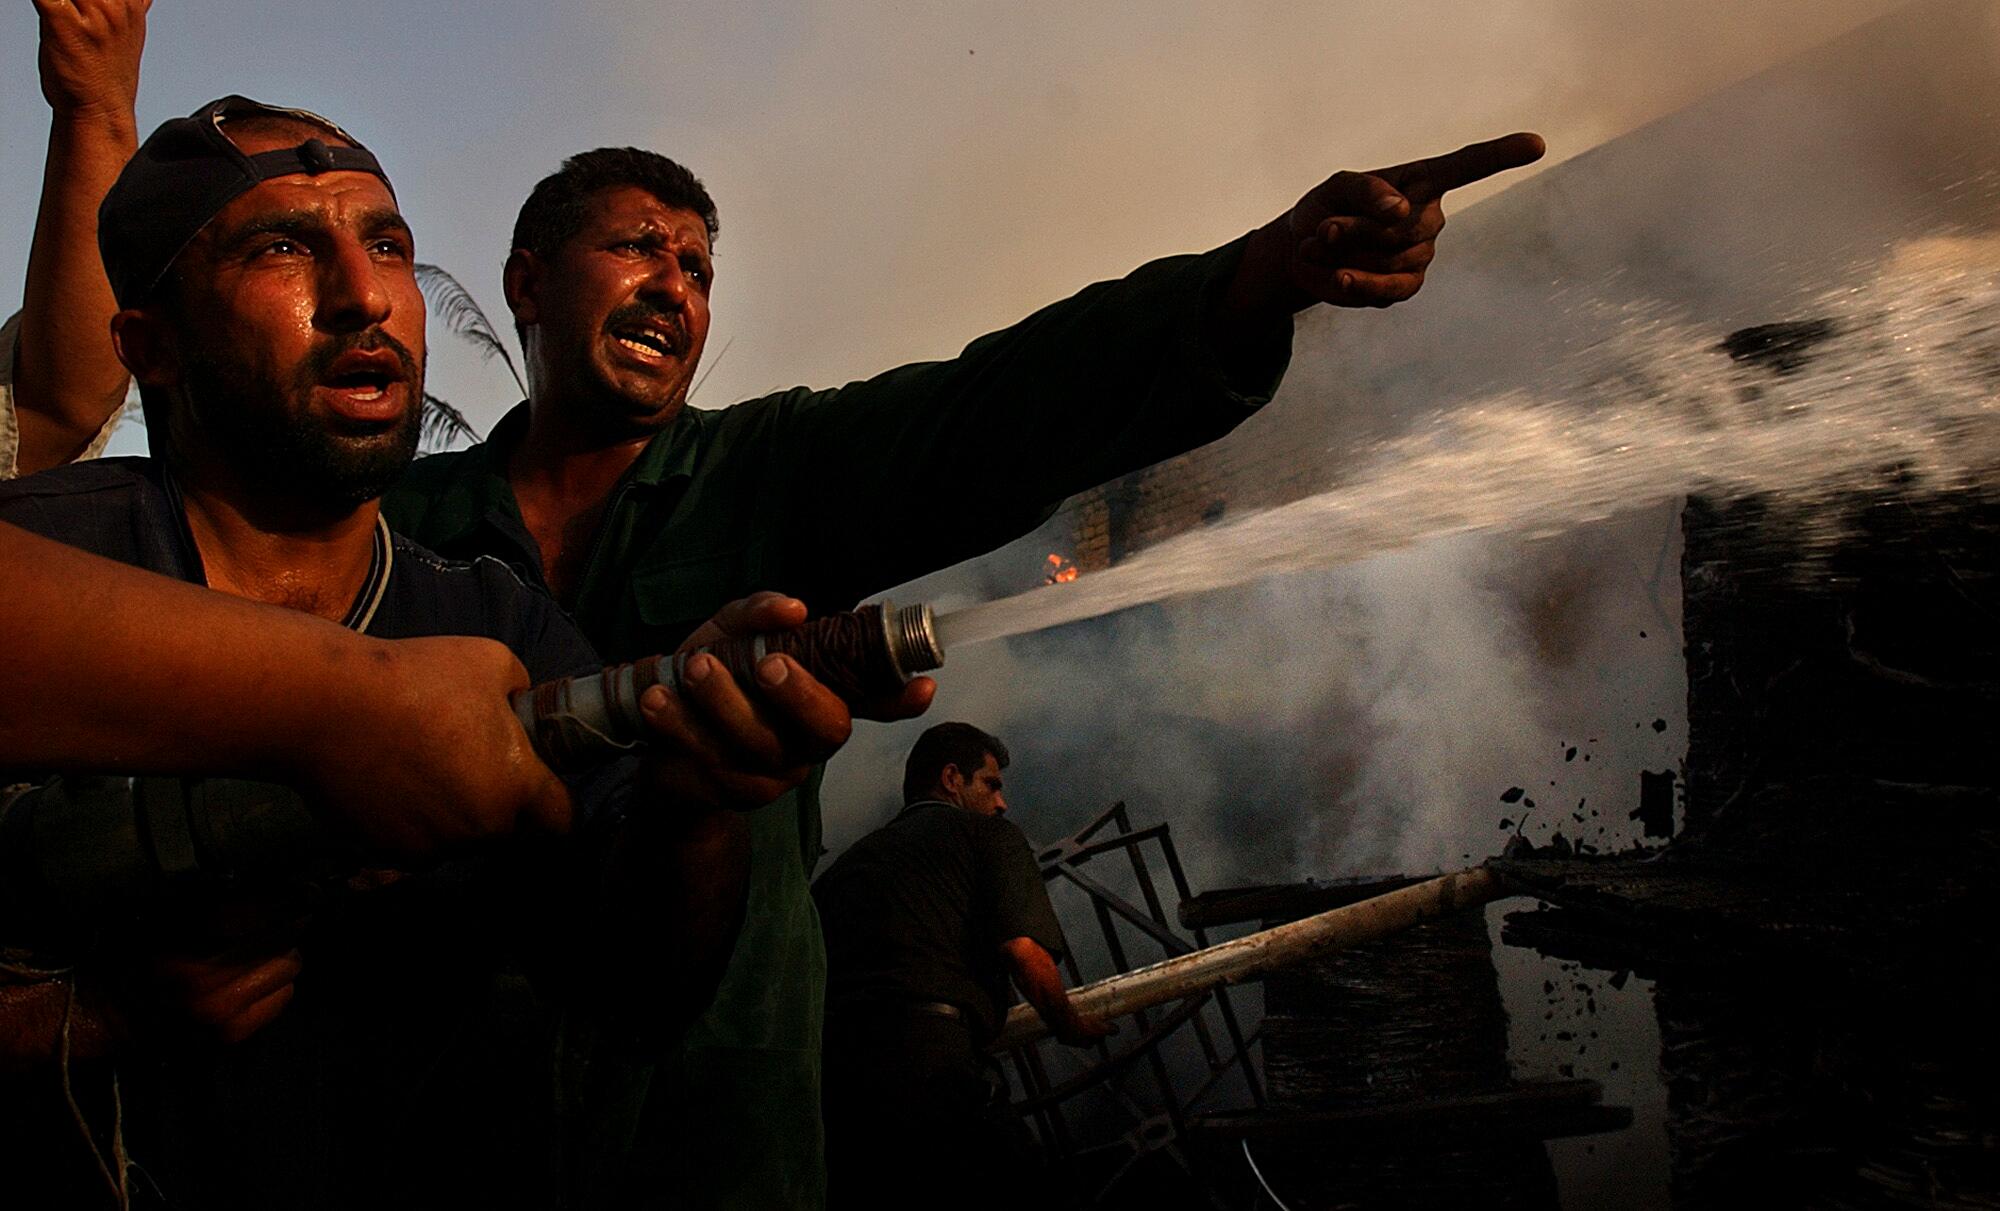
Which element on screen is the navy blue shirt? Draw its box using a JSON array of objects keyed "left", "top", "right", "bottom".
[
  {"left": 0, "top": 456, "right": 599, "bottom": 686},
  {"left": 0, "top": 457, "right": 619, "bottom": 1209}
]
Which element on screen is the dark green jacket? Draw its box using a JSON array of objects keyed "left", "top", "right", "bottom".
[{"left": 382, "top": 236, "right": 1290, "bottom": 1208}]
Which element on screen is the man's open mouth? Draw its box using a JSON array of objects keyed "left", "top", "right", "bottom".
[
  {"left": 325, "top": 370, "right": 397, "bottom": 401},
  {"left": 319, "top": 348, "right": 410, "bottom": 415},
  {"left": 611, "top": 322, "right": 685, "bottom": 362}
]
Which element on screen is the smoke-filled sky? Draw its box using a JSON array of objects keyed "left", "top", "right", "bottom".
[
  {"left": 0, "top": 0, "right": 1906, "bottom": 427},
  {"left": 0, "top": 0, "right": 1957, "bottom": 874},
  {"left": 0, "top": 0, "right": 1966, "bottom": 863}
]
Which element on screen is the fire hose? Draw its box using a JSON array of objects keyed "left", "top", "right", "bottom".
[
  {"left": 0, "top": 602, "right": 944, "bottom": 937},
  {"left": 514, "top": 600, "right": 943, "bottom": 771},
  {"left": 0, "top": 776, "right": 357, "bottom": 950},
  {"left": 2, "top": 604, "right": 1509, "bottom": 1040}
]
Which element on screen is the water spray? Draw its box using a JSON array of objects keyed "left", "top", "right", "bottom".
[
  {"left": 515, "top": 600, "right": 947, "bottom": 771},
  {"left": 511, "top": 265, "right": 2000, "bottom": 773}
]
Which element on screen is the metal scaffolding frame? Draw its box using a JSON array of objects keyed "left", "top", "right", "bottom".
[{"left": 1003, "top": 802, "right": 1264, "bottom": 1205}]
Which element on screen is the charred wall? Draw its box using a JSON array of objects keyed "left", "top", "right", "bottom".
[
  {"left": 1680, "top": 489, "right": 2000, "bottom": 835},
  {"left": 1660, "top": 474, "right": 2000, "bottom": 1204}
]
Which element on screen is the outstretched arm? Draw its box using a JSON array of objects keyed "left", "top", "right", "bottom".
[
  {"left": 9, "top": 0, "right": 148, "bottom": 475},
  {"left": 0, "top": 521, "right": 572, "bottom": 851},
  {"left": 0, "top": 520, "right": 577, "bottom": 1067},
  {"left": 776, "top": 133, "right": 1544, "bottom": 611}
]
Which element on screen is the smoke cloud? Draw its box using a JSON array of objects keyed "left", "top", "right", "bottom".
[
  {"left": 650, "top": 0, "right": 1912, "bottom": 415},
  {"left": 811, "top": 14, "right": 1999, "bottom": 1188},
  {"left": 821, "top": 2, "right": 1997, "bottom": 891}
]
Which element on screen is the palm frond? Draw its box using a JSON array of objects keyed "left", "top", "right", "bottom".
[
  {"left": 687, "top": 335, "right": 736, "bottom": 404},
  {"left": 415, "top": 262, "right": 526, "bottom": 396},
  {"left": 421, "top": 392, "right": 482, "bottom": 451}
]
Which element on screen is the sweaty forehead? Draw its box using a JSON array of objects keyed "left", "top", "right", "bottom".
[{"left": 582, "top": 186, "right": 710, "bottom": 247}]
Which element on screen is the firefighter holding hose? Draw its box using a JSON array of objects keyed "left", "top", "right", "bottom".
[
  {"left": 814, "top": 723, "right": 1111, "bottom": 1210},
  {"left": 8, "top": 3, "right": 1548, "bottom": 1195},
  {"left": 0, "top": 93, "right": 874, "bottom": 1206},
  {"left": 378, "top": 128, "right": 1543, "bottom": 1208}
]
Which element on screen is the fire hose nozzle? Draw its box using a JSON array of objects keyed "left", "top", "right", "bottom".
[{"left": 514, "top": 600, "right": 944, "bottom": 773}]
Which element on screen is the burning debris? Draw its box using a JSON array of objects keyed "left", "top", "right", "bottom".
[
  {"left": 999, "top": 809, "right": 1628, "bottom": 1209},
  {"left": 808, "top": 5, "right": 2000, "bottom": 1206}
]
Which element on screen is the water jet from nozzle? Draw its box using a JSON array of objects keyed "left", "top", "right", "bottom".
[{"left": 938, "top": 263, "right": 2000, "bottom": 648}]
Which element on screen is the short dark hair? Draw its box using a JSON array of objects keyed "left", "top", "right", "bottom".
[
  {"left": 903, "top": 722, "right": 1009, "bottom": 804},
  {"left": 511, "top": 147, "right": 719, "bottom": 261}
]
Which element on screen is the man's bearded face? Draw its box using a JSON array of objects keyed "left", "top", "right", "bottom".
[
  {"left": 174, "top": 321, "right": 423, "bottom": 506},
  {"left": 144, "top": 145, "right": 430, "bottom": 510}
]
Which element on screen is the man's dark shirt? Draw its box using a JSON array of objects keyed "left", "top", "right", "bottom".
[
  {"left": 814, "top": 802, "right": 1064, "bottom": 1043},
  {"left": 383, "top": 237, "right": 1292, "bottom": 1208},
  {"left": 0, "top": 457, "right": 614, "bottom": 1209}
]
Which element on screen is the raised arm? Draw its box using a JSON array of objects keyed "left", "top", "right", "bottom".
[{"left": 9, "top": 0, "right": 148, "bottom": 475}]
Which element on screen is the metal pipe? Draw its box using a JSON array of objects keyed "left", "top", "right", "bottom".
[{"left": 991, "top": 866, "right": 1506, "bottom": 1050}]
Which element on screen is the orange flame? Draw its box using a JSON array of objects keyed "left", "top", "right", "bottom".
[{"left": 1042, "top": 553, "right": 1079, "bottom": 585}]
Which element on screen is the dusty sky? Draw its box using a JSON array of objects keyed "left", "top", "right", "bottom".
[{"left": 0, "top": 0, "right": 1906, "bottom": 436}]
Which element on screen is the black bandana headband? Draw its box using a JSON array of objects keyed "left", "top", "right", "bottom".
[{"left": 98, "top": 95, "right": 397, "bottom": 307}]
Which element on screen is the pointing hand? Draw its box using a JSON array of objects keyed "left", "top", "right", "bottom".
[{"left": 1228, "top": 132, "right": 1547, "bottom": 314}]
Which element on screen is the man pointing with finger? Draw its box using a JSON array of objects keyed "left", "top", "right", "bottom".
[
  {"left": 384, "top": 131, "right": 1545, "bottom": 1207},
  {"left": 16, "top": 4, "right": 1543, "bottom": 1206}
]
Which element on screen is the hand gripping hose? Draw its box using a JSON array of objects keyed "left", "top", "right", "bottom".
[{"left": 513, "top": 600, "right": 945, "bottom": 772}]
